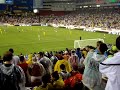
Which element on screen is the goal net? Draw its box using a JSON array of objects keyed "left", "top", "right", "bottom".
[{"left": 74, "top": 38, "right": 104, "bottom": 49}]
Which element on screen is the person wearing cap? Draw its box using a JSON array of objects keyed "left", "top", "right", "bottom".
[
  {"left": 99, "top": 36, "right": 120, "bottom": 90},
  {"left": 63, "top": 51, "right": 70, "bottom": 61}
]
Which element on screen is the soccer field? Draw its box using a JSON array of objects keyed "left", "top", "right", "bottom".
[{"left": 0, "top": 26, "right": 118, "bottom": 55}]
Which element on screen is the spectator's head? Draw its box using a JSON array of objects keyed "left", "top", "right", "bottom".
[
  {"left": 71, "top": 50, "right": 75, "bottom": 54},
  {"left": 9, "top": 48, "right": 14, "bottom": 53},
  {"left": 38, "top": 52, "right": 44, "bottom": 59},
  {"left": 19, "top": 56, "right": 25, "bottom": 62},
  {"left": 73, "top": 65, "right": 78, "bottom": 71},
  {"left": 85, "top": 46, "right": 90, "bottom": 52},
  {"left": 96, "top": 41, "right": 103, "bottom": 48},
  {"left": 64, "top": 51, "right": 68, "bottom": 55},
  {"left": 116, "top": 36, "right": 120, "bottom": 50},
  {"left": 52, "top": 71, "right": 59, "bottom": 81},
  {"left": 32, "top": 56, "right": 37, "bottom": 62},
  {"left": 60, "top": 64, "right": 66, "bottom": 70},
  {"left": 89, "top": 46, "right": 95, "bottom": 52},
  {"left": 76, "top": 48, "right": 80, "bottom": 51},
  {"left": 3, "top": 51, "right": 13, "bottom": 62},
  {"left": 85, "top": 46, "right": 95, "bottom": 52},
  {"left": 98, "top": 43, "right": 108, "bottom": 54},
  {"left": 42, "top": 74, "right": 51, "bottom": 84}
]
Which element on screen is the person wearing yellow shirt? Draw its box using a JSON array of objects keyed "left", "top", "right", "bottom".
[
  {"left": 54, "top": 58, "right": 72, "bottom": 73},
  {"left": 33, "top": 74, "right": 53, "bottom": 90},
  {"left": 26, "top": 54, "right": 33, "bottom": 65},
  {"left": 52, "top": 71, "right": 65, "bottom": 89}
]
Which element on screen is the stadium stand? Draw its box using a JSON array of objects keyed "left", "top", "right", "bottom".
[
  {"left": 0, "top": 0, "right": 120, "bottom": 90},
  {"left": 0, "top": 8, "right": 120, "bottom": 34}
]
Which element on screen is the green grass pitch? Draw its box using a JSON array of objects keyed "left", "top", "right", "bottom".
[{"left": 0, "top": 26, "right": 118, "bottom": 55}]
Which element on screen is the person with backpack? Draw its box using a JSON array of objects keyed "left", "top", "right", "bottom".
[{"left": 0, "top": 51, "right": 25, "bottom": 90}]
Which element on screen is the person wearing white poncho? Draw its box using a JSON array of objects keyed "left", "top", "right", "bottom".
[
  {"left": 99, "top": 36, "right": 120, "bottom": 90},
  {"left": 82, "top": 43, "right": 108, "bottom": 90}
]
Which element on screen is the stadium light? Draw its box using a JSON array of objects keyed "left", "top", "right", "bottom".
[
  {"left": 83, "top": 6, "right": 88, "bottom": 8},
  {"left": 96, "top": 5, "right": 100, "bottom": 7},
  {"left": 80, "top": 6, "right": 82, "bottom": 8},
  {"left": 33, "top": 9, "right": 38, "bottom": 13}
]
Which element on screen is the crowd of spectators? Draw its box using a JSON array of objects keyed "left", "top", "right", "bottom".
[
  {"left": 0, "top": 36, "right": 120, "bottom": 90},
  {"left": 0, "top": 8, "right": 120, "bottom": 29},
  {"left": 49, "top": 9, "right": 120, "bottom": 29}
]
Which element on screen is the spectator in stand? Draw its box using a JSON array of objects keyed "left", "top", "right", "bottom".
[
  {"left": 26, "top": 54, "right": 33, "bottom": 65},
  {"left": 95, "top": 41, "right": 108, "bottom": 57},
  {"left": 54, "top": 55, "right": 72, "bottom": 73},
  {"left": 99, "top": 36, "right": 120, "bottom": 90},
  {"left": 50, "top": 52, "right": 58, "bottom": 68},
  {"left": 55, "top": 51, "right": 63, "bottom": 60},
  {"left": 33, "top": 74, "right": 53, "bottom": 90},
  {"left": 63, "top": 51, "right": 70, "bottom": 61},
  {"left": 82, "top": 48, "right": 89, "bottom": 59},
  {"left": 0, "top": 51, "right": 25, "bottom": 90},
  {"left": 38, "top": 52, "right": 53, "bottom": 74},
  {"left": 52, "top": 71, "right": 65, "bottom": 90},
  {"left": 75, "top": 48, "right": 82, "bottom": 61},
  {"left": 9, "top": 48, "right": 20, "bottom": 65},
  {"left": 95, "top": 41, "right": 103, "bottom": 53},
  {"left": 28, "top": 56, "right": 46, "bottom": 87},
  {"left": 68, "top": 50, "right": 79, "bottom": 69},
  {"left": 18, "top": 55, "right": 28, "bottom": 75},
  {"left": 18, "top": 55, "right": 29, "bottom": 86},
  {"left": 59, "top": 64, "right": 70, "bottom": 80},
  {"left": 82, "top": 43, "right": 108, "bottom": 90},
  {"left": 64, "top": 66, "right": 83, "bottom": 90}
]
